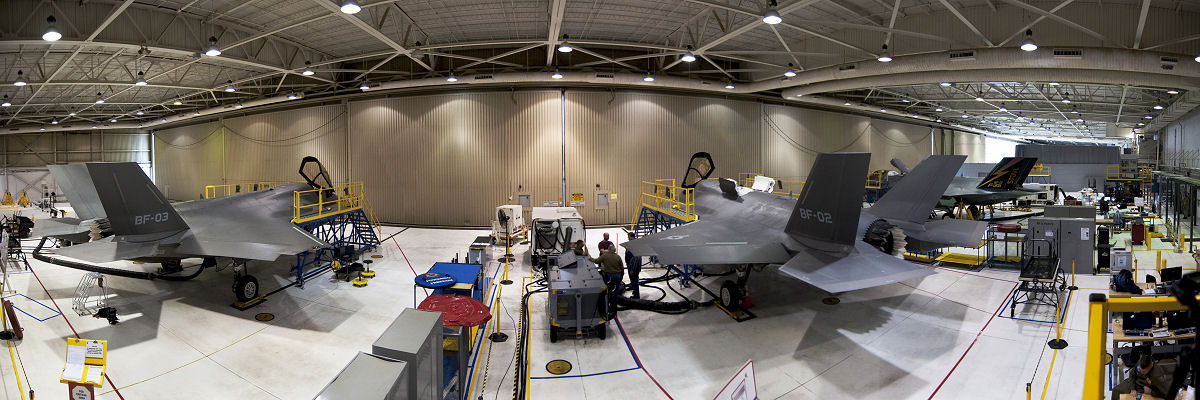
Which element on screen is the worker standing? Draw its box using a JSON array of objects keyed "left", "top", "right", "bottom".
[
  {"left": 590, "top": 246, "right": 624, "bottom": 318},
  {"left": 597, "top": 232, "right": 613, "bottom": 252},
  {"left": 623, "top": 232, "right": 640, "bottom": 298}
]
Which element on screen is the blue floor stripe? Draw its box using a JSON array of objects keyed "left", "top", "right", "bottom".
[{"left": 2, "top": 293, "right": 62, "bottom": 322}]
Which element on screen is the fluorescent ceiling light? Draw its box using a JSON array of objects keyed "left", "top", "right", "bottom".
[
  {"left": 340, "top": 1, "right": 361, "bottom": 14},
  {"left": 205, "top": 36, "right": 221, "bottom": 57},
  {"left": 43, "top": 16, "right": 61, "bottom": 42},
  {"left": 1020, "top": 29, "right": 1037, "bottom": 51}
]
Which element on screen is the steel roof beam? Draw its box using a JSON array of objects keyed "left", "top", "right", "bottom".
[{"left": 309, "top": 0, "right": 432, "bottom": 70}]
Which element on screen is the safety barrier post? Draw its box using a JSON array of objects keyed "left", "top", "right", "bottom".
[
  {"left": 1026, "top": 383, "right": 1031, "bottom": 400},
  {"left": 1147, "top": 224, "right": 1152, "bottom": 250},
  {"left": 1068, "top": 260, "right": 1078, "bottom": 291},
  {"left": 1157, "top": 251, "right": 1163, "bottom": 272},
  {"left": 1181, "top": 232, "right": 1187, "bottom": 253},
  {"left": 1047, "top": 294, "right": 1068, "bottom": 349}
]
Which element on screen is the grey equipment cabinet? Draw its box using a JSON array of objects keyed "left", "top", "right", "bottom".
[
  {"left": 372, "top": 308, "right": 443, "bottom": 400},
  {"left": 313, "top": 351, "right": 408, "bottom": 400},
  {"left": 546, "top": 252, "right": 609, "bottom": 342}
]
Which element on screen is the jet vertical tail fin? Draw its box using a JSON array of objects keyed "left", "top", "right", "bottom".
[
  {"left": 784, "top": 153, "right": 870, "bottom": 252},
  {"left": 977, "top": 157, "right": 1038, "bottom": 191},
  {"left": 868, "top": 155, "right": 966, "bottom": 223},
  {"left": 85, "top": 162, "right": 189, "bottom": 236}
]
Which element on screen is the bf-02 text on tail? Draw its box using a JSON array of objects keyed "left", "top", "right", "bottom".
[{"left": 794, "top": 208, "right": 833, "bottom": 224}]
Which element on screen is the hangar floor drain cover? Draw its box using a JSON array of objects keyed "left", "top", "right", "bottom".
[
  {"left": 822, "top": 297, "right": 840, "bottom": 305},
  {"left": 546, "top": 360, "right": 572, "bottom": 375},
  {"left": 255, "top": 313, "right": 275, "bottom": 322}
]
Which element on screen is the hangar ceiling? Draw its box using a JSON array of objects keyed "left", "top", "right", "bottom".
[{"left": 1, "top": 0, "right": 1198, "bottom": 140}]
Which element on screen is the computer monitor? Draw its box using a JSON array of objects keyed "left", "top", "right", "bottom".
[
  {"left": 1167, "top": 311, "right": 1194, "bottom": 331},
  {"left": 1125, "top": 312, "right": 1155, "bottom": 330},
  {"left": 1161, "top": 266, "right": 1183, "bottom": 283}
]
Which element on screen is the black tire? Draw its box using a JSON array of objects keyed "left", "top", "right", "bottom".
[
  {"left": 549, "top": 328, "right": 559, "bottom": 343},
  {"left": 720, "top": 281, "right": 743, "bottom": 310},
  {"left": 234, "top": 275, "right": 259, "bottom": 303},
  {"left": 596, "top": 324, "right": 607, "bottom": 340}
]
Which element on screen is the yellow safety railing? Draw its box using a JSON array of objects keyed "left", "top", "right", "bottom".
[
  {"left": 1106, "top": 165, "right": 1154, "bottom": 181},
  {"left": 204, "top": 181, "right": 297, "bottom": 199},
  {"left": 776, "top": 180, "right": 805, "bottom": 197},
  {"left": 292, "top": 182, "right": 365, "bottom": 223},
  {"left": 1083, "top": 294, "right": 1191, "bottom": 399},
  {"left": 737, "top": 173, "right": 762, "bottom": 188},
  {"left": 1029, "top": 163, "right": 1051, "bottom": 177},
  {"left": 865, "top": 170, "right": 886, "bottom": 189},
  {"left": 639, "top": 179, "right": 696, "bottom": 222}
]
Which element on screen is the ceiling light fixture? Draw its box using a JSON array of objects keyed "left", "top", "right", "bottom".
[
  {"left": 762, "top": 0, "right": 782, "bottom": 24},
  {"left": 302, "top": 61, "right": 314, "bottom": 76},
  {"left": 844, "top": 100, "right": 852, "bottom": 106},
  {"left": 235, "top": 103, "right": 244, "bottom": 108},
  {"left": 68, "top": 109, "right": 76, "bottom": 116},
  {"left": 287, "top": 92, "right": 299, "bottom": 100},
  {"left": 136, "top": 111, "right": 144, "bottom": 115},
  {"left": 446, "top": 73, "right": 458, "bottom": 82},
  {"left": 1153, "top": 104, "right": 1164, "bottom": 110},
  {"left": 193, "top": 111, "right": 201, "bottom": 115},
  {"left": 1048, "top": 82, "right": 1060, "bottom": 86},
  {"left": 95, "top": 92, "right": 104, "bottom": 104},
  {"left": 961, "top": 114, "right": 969, "bottom": 118},
  {"left": 1144, "top": 115, "right": 1153, "bottom": 119},
  {"left": 360, "top": 82, "right": 371, "bottom": 90},
  {"left": 935, "top": 107, "right": 944, "bottom": 112},
  {"left": 43, "top": 16, "right": 61, "bottom": 42},
  {"left": 110, "top": 118, "right": 117, "bottom": 122},
  {"left": 681, "top": 45, "right": 696, "bottom": 62},
  {"left": 51, "top": 119, "right": 58, "bottom": 125},
  {"left": 205, "top": 36, "right": 221, "bottom": 57},
  {"left": 1020, "top": 29, "right": 1038, "bottom": 51},
  {"left": 39, "top": 127, "right": 45, "bottom": 131},
  {"left": 1195, "top": 55, "right": 1200, "bottom": 63},
  {"left": 135, "top": 71, "right": 147, "bottom": 86},
  {"left": 173, "top": 100, "right": 183, "bottom": 105},
  {"left": 725, "top": 83, "right": 736, "bottom": 89},
  {"left": 224, "top": 80, "right": 235, "bottom": 92},
  {"left": 340, "top": 0, "right": 361, "bottom": 14},
  {"left": 1167, "top": 90, "right": 1180, "bottom": 95},
  {"left": 880, "top": 108, "right": 887, "bottom": 112},
  {"left": 551, "top": 69, "right": 563, "bottom": 79},
  {"left": 14, "top": 70, "right": 26, "bottom": 86},
  {"left": 975, "top": 93, "right": 984, "bottom": 101},
  {"left": 1138, "top": 122, "right": 1145, "bottom": 126},
  {"left": 783, "top": 63, "right": 796, "bottom": 77},
  {"left": 557, "top": 34, "right": 573, "bottom": 53},
  {"left": 1, "top": 95, "right": 9, "bottom": 107},
  {"left": 643, "top": 72, "right": 655, "bottom": 82},
  {"left": 877, "top": 44, "right": 892, "bottom": 62},
  {"left": 940, "top": 82, "right": 952, "bottom": 87},
  {"left": 1061, "top": 93, "right": 1071, "bottom": 103}
]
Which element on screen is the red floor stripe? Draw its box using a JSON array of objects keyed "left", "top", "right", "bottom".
[
  {"left": 392, "top": 237, "right": 427, "bottom": 296},
  {"left": 927, "top": 283, "right": 1020, "bottom": 399},
  {"left": 27, "top": 262, "right": 127, "bottom": 400},
  {"left": 615, "top": 316, "right": 675, "bottom": 400}
]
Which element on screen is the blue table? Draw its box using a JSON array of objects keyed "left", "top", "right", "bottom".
[{"left": 414, "top": 262, "right": 486, "bottom": 306}]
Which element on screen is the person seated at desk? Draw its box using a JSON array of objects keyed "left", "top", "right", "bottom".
[{"left": 1112, "top": 355, "right": 1171, "bottom": 400}]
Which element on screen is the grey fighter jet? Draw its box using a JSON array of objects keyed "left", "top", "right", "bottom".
[
  {"left": 33, "top": 160, "right": 329, "bottom": 301},
  {"left": 942, "top": 157, "right": 1040, "bottom": 206},
  {"left": 623, "top": 152, "right": 986, "bottom": 309}
]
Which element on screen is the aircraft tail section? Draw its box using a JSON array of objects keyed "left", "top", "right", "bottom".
[
  {"left": 976, "top": 157, "right": 1038, "bottom": 191},
  {"left": 86, "top": 162, "right": 189, "bottom": 236},
  {"left": 47, "top": 164, "right": 107, "bottom": 220},
  {"left": 784, "top": 153, "right": 870, "bottom": 252},
  {"left": 868, "top": 155, "right": 966, "bottom": 223}
]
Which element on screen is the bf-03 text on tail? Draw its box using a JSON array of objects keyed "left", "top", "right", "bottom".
[{"left": 135, "top": 212, "right": 170, "bottom": 225}]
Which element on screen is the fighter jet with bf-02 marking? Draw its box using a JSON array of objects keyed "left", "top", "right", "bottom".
[
  {"left": 32, "top": 158, "right": 335, "bottom": 302},
  {"left": 622, "top": 152, "right": 986, "bottom": 310}
]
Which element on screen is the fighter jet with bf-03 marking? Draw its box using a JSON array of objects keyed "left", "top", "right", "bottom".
[
  {"left": 32, "top": 158, "right": 335, "bottom": 302},
  {"left": 622, "top": 152, "right": 986, "bottom": 310}
]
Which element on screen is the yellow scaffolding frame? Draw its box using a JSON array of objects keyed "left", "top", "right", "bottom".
[
  {"left": 1083, "top": 294, "right": 1192, "bottom": 399},
  {"left": 865, "top": 170, "right": 887, "bottom": 189},
  {"left": 292, "top": 182, "right": 366, "bottom": 224},
  {"left": 1105, "top": 165, "right": 1153, "bottom": 182},
  {"left": 635, "top": 179, "right": 697, "bottom": 222}
]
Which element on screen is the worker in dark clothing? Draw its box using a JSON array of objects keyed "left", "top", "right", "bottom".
[
  {"left": 597, "top": 232, "right": 613, "bottom": 252},
  {"left": 624, "top": 232, "right": 641, "bottom": 298},
  {"left": 590, "top": 246, "right": 624, "bottom": 318},
  {"left": 571, "top": 240, "right": 589, "bottom": 257},
  {"left": 1111, "top": 355, "right": 1171, "bottom": 400}
]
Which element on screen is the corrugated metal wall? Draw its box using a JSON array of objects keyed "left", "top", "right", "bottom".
[
  {"left": 565, "top": 91, "right": 760, "bottom": 225},
  {"left": 1016, "top": 144, "right": 1120, "bottom": 164},
  {"left": 152, "top": 91, "right": 1014, "bottom": 226},
  {"left": 952, "top": 130, "right": 987, "bottom": 163},
  {"left": 223, "top": 105, "right": 348, "bottom": 184},
  {"left": 761, "top": 104, "right": 931, "bottom": 181},
  {"left": 153, "top": 121, "right": 224, "bottom": 200},
  {"left": 349, "top": 91, "right": 562, "bottom": 226},
  {"left": 0, "top": 132, "right": 151, "bottom": 201}
]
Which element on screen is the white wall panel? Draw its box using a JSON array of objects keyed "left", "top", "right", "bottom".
[
  {"left": 153, "top": 122, "right": 224, "bottom": 200},
  {"left": 222, "top": 104, "right": 348, "bottom": 184}
]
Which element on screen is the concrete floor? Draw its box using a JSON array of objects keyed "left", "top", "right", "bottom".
[{"left": 0, "top": 205, "right": 1190, "bottom": 399}]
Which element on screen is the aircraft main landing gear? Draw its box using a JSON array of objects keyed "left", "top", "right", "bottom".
[
  {"left": 231, "top": 259, "right": 259, "bottom": 303},
  {"left": 718, "top": 266, "right": 752, "bottom": 310}
]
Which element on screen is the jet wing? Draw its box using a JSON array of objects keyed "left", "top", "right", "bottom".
[
  {"left": 623, "top": 220, "right": 792, "bottom": 265},
  {"left": 53, "top": 236, "right": 167, "bottom": 263},
  {"left": 777, "top": 240, "right": 933, "bottom": 293},
  {"left": 174, "top": 184, "right": 328, "bottom": 260},
  {"left": 31, "top": 217, "right": 88, "bottom": 238}
]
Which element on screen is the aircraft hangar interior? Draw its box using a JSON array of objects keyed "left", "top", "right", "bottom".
[{"left": 1, "top": 0, "right": 1200, "bottom": 399}]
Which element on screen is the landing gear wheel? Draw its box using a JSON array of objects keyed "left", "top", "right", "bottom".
[
  {"left": 596, "top": 324, "right": 607, "bottom": 340},
  {"left": 549, "top": 328, "right": 559, "bottom": 343},
  {"left": 719, "top": 281, "right": 743, "bottom": 310},
  {"left": 234, "top": 275, "right": 259, "bottom": 303}
]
